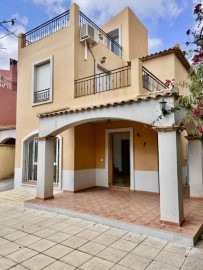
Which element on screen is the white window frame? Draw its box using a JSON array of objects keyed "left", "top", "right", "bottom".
[
  {"left": 21, "top": 132, "right": 62, "bottom": 190},
  {"left": 32, "top": 55, "right": 53, "bottom": 106},
  {"left": 107, "top": 26, "right": 121, "bottom": 57}
]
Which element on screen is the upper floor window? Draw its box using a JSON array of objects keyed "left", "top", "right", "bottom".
[
  {"left": 107, "top": 28, "right": 120, "bottom": 56},
  {"left": 32, "top": 56, "right": 53, "bottom": 105}
]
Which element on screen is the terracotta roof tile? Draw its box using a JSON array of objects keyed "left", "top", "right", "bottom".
[
  {"left": 0, "top": 125, "right": 16, "bottom": 131},
  {"left": 37, "top": 89, "right": 178, "bottom": 119},
  {"left": 141, "top": 46, "right": 190, "bottom": 71}
]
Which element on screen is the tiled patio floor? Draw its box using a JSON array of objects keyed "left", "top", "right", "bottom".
[
  {"left": 1, "top": 189, "right": 203, "bottom": 270},
  {"left": 26, "top": 187, "right": 203, "bottom": 239}
]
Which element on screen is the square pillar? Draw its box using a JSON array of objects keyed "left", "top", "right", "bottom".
[
  {"left": 156, "top": 127, "right": 185, "bottom": 226},
  {"left": 186, "top": 137, "right": 203, "bottom": 198},
  {"left": 36, "top": 137, "right": 55, "bottom": 200}
]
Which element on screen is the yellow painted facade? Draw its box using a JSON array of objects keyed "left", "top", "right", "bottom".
[
  {"left": 15, "top": 3, "right": 190, "bottom": 192},
  {"left": 0, "top": 145, "right": 15, "bottom": 179}
]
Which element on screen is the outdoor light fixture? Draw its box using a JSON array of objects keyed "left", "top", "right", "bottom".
[
  {"left": 106, "top": 119, "right": 112, "bottom": 125},
  {"left": 101, "top": 56, "right": 106, "bottom": 64},
  {"left": 159, "top": 98, "right": 170, "bottom": 116}
]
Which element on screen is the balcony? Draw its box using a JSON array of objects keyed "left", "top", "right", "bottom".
[
  {"left": 22, "top": 8, "right": 122, "bottom": 57},
  {"left": 34, "top": 88, "right": 50, "bottom": 103},
  {"left": 79, "top": 12, "right": 122, "bottom": 57},
  {"left": 23, "top": 10, "right": 70, "bottom": 47},
  {"left": 142, "top": 66, "right": 166, "bottom": 92},
  {"left": 74, "top": 63, "right": 167, "bottom": 98},
  {"left": 75, "top": 65, "right": 131, "bottom": 97}
]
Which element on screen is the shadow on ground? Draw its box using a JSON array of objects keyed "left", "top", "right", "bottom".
[{"left": 0, "top": 177, "right": 14, "bottom": 192}]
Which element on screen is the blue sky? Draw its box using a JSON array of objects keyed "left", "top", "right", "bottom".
[{"left": 0, "top": 0, "right": 198, "bottom": 69}]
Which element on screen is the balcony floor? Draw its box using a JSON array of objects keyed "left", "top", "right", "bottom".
[{"left": 25, "top": 186, "right": 203, "bottom": 246}]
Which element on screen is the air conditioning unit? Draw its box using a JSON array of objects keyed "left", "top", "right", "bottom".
[{"left": 80, "top": 23, "right": 98, "bottom": 45}]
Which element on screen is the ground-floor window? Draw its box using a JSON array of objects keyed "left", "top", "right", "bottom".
[{"left": 23, "top": 135, "right": 61, "bottom": 185}]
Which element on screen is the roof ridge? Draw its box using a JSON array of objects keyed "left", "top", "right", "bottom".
[{"left": 141, "top": 47, "right": 190, "bottom": 71}]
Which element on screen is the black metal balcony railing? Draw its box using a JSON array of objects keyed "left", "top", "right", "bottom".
[
  {"left": 75, "top": 66, "right": 131, "bottom": 98},
  {"left": 34, "top": 88, "right": 50, "bottom": 103},
  {"left": 79, "top": 12, "right": 122, "bottom": 57},
  {"left": 0, "top": 79, "right": 17, "bottom": 91},
  {"left": 142, "top": 67, "right": 167, "bottom": 92},
  {"left": 24, "top": 10, "right": 70, "bottom": 46}
]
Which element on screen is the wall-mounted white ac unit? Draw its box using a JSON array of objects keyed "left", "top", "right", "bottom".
[{"left": 80, "top": 23, "right": 98, "bottom": 45}]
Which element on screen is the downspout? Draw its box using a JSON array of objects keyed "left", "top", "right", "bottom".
[{"left": 88, "top": 43, "right": 96, "bottom": 76}]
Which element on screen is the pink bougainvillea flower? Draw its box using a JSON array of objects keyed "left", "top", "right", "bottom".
[
  {"left": 194, "top": 3, "right": 202, "bottom": 14},
  {"left": 197, "top": 125, "right": 203, "bottom": 134},
  {"left": 186, "top": 29, "right": 191, "bottom": 35},
  {"left": 192, "top": 52, "right": 203, "bottom": 64}
]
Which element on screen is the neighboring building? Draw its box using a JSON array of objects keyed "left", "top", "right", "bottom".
[
  {"left": 15, "top": 3, "right": 194, "bottom": 226},
  {"left": 0, "top": 59, "right": 17, "bottom": 179}
]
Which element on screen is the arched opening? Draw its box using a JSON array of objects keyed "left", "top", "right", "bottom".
[
  {"left": 1, "top": 137, "right": 16, "bottom": 145},
  {"left": 42, "top": 118, "right": 159, "bottom": 193},
  {"left": 0, "top": 137, "right": 16, "bottom": 180}
]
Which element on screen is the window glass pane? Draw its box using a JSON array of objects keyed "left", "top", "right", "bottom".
[{"left": 36, "top": 62, "right": 50, "bottom": 92}]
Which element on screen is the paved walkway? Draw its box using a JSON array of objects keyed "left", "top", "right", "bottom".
[
  {"left": 0, "top": 190, "right": 203, "bottom": 270},
  {"left": 27, "top": 188, "right": 203, "bottom": 239}
]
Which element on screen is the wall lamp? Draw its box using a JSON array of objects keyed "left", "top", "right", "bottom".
[
  {"left": 101, "top": 56, "right": 106, "bottom": 64},
  {"left": 159, "top": 98, "right": 170, "bottom": 116}
]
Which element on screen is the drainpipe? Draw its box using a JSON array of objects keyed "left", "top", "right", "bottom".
[{"left": 88, "top": 44, "right": 96, "bottom": 76}]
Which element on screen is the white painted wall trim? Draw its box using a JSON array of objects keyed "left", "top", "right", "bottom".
[
  {"left": 62, "top": 170, "right": 74, "bottom": 191},
  {"left": 0, "top": 129, "right": 16, "bottom": 143},
  {"left": 74, "top": 169, "right": 96, "bottom": 191},
  {"left": 39, "top": 97, "right": 176, "bottom": 137},
  {"left": 105, "top": 127, "right": 134, "bottom": 190},
  {"left": 55, "top": 135, "right": 62, "bottom": 190},
  {"left": 134, "top": 170, "right": 159, "bottom": 193},
  {"left": 96, "top": 169, "right": 108, "bottom": 187}
]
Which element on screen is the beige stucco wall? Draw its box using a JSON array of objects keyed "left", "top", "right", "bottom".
[
  {"left": 15, "top": 3, "right": 188, "bottom": 185},
  {"left": 142, "top": 54, "right": 189, "bottom": 95},
  {"left": 61, "top": 128, "right": 75, "bottom": 171},
  {"left": 75, "top": 121, "right": 158, "bottom": 171},
  {"left": 142, "top": 54, "right": 175, "bottom": 85},
  {"left": 0, "top": 145, "right": 15, "bottom": 179},
  {"left": 75, "top": 123, "right": 96, "bottom": 170},
  {"left": 15, "top": 3, "right": 143, "bottom": 167},
  {"left": 174, "top": 56, "right": 190, "bottom": 96},
  {"left": 102, "top": 7, "right": 148, "bottom": 61}
]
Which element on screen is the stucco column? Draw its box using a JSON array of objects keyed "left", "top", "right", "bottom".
[
  {"left": 156, "top": 127, "right": 185, "bottom": 226},
  {"left": 186, "top": 136, "right": 203, "bottom": 198},
  {"left": 36, "top": 137, "right": 55, "bottom": 200}
]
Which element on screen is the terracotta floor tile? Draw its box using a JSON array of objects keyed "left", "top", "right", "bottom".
[{"left": 26, "top": 188, "right": 203, "bottom": 238}]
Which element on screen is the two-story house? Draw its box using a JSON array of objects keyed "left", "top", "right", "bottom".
[
  {"left": 0, "top": 59, "right": 17, "bottom": 179},
  {"left": 15, "top": 3, "right": 194, "bottom": 227}
]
